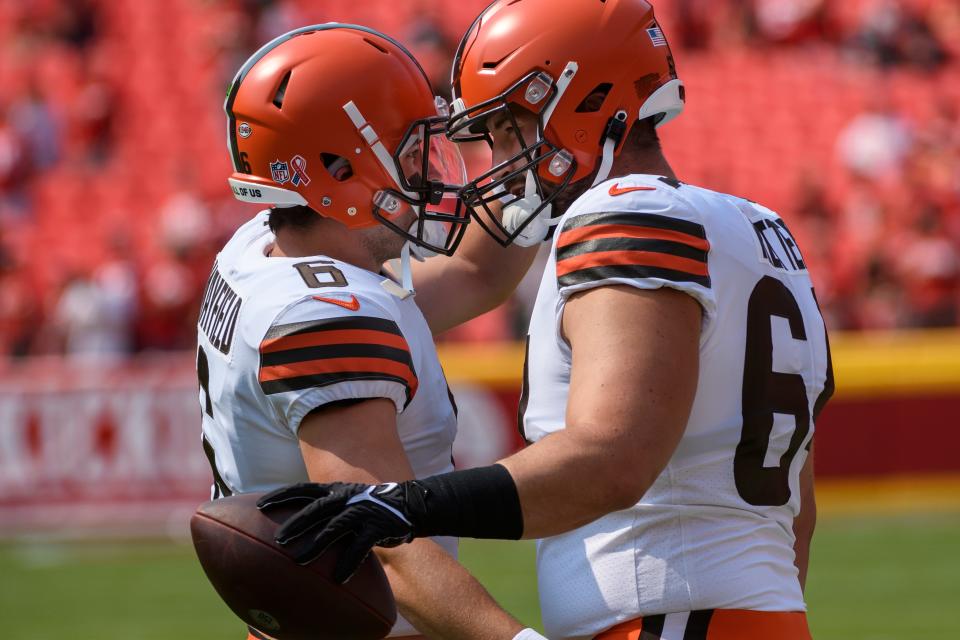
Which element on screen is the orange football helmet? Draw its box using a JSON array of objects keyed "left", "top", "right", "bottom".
[
  {"left": 226, "top": 24, "right": 469, "bottom": 256},
  {"left": 448, "top": 0, "right": 684, "bottom": 245}
]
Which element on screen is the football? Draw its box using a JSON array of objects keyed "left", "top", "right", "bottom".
[{"left": 190, "top": 492, "right": 397, "bottom": 640}]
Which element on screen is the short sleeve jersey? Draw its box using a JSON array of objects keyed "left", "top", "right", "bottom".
[
  {"left": 197, "top": 210, "right": 458, "bottom": 494},
  {"left": 521, "top": 176, "right": 834, "bottom": 639},
  {"left": 196, "top": 211, "right": 459, "bottom": 636}
]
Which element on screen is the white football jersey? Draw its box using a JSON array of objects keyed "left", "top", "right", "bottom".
[
  {"left": 522, "top": 175, "right": 834, "bottom": 639},
  {"left": 196, "top": 210, "right": 458, "bottom": 637}
]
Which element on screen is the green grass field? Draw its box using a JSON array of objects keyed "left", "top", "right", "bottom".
[{"left": 1, "top": 513, "right": 958, "bottom": 640}]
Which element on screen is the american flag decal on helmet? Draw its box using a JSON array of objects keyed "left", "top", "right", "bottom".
[{"left": 647, "top": 26, "right": 667, "bottom": 47}]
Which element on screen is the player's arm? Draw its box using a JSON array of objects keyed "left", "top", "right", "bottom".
[
  {"left": 262, "top": 205, "right": 706, "bottom": 572},
  {"left": 792, "top": 443, "right": 816, "bottom": 591},
  {"left": 262, "top": 284, "right": 701, "bottom": 560},
  {"left": 296, "top": 398, "right": 528, "bottom": 640},
  {"left": 499, "top": 284, "right": 700, "bottom": 536},
  {"left": 409, "top": 201, "right": 539, "bottom": 335}
]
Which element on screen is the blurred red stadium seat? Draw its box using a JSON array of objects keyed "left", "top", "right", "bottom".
[{"left": 1, "top": 0, "right": 958, "bottom": 348}]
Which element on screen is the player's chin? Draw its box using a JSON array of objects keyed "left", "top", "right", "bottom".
[
  {"left": 550, "top": 173, "right": 595, "bottom": 213},
  {"left": 364, "top": 215, "right": 414, "bottom": 263}
]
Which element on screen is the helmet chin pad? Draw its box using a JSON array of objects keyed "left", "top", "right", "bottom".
[{"left": 638, "top": 78, "right": 685, "bottom": 128}]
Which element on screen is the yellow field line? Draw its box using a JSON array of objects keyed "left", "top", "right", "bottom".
[
  {"left": 438, "top": 329, "right": 960, "bottom": 399},
  {"left": 816, "top": 473, "right": 960, "bottom": 516},
  {"left": 830, "top": 329, "right": 960, "bottom": 399},
  {"left": 439, "top": 341, "right": 527, "bottom": 389}
]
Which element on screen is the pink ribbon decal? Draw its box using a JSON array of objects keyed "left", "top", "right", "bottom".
[{"left": 291, "top": 154, "right": 311, "bottom": 186}]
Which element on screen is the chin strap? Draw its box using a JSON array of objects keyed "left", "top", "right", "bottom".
[
  {"left": 591, "top": 136, "right": 617, "bottom": 188},
  {"left": 591, "top": 109, "right": 629, "bottom": 188},
  {"left": 380, "top": 242, "right": 415, "bottom": 300}
]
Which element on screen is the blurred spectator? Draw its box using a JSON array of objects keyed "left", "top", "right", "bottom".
[
  {"left": 159, "top": 190, "right": 213, "bottom": 256},
  {"left": 71, "top": 67, "right": 116, "bottom": 165},
  {"left": 50, "top": 0, "right": 99, "bottom": 51},
  {"left": 51, "top": 271, "right": 131, "bottom": 360},
  {"left": 750, "top": 0, "right": 831, "bottom": 45},
  {"left": 836, "top": 97, "right": 912, "bottom": 179},
  {"left": 674, "top": 0, "right": 714, "bottom": 50},
  {"left": 405, "top": 16, "right": 458, "bottom": 99},
  {"left": 794, "top": 169, "right": 834, "bottom": 225},
  {"left": 213, "top": 0, "right": 303, "bottom": 89},
  {"left": 848, "top": 0, "right": 949, "bottom": 70},
  {"left": 136, "top": 250, "right": 199, "bottom": 352},
  {"left": 94, "top": 235, "right": 139, "bottom": 351},
  {"left": 852, "top": 257, "right": 905, "bottom": 330},
  {"left": 7, "top": 79, "right": 60, "bottom": 173},
  {"left": 0, "top": 247, "right": 40, "bottom": 357},
  {"left": 0, "top": 106, "right": 32, "bottom": 216},
  {"left": 896, "top": 207, "right": 960, "bottom": 327},
  {"left": 244, "top": 0, "right": 302, "bottom": 43},
  {"left": 1, "top": 0, "right": 960, "bottom": 358}
]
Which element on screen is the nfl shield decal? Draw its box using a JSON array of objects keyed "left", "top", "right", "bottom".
[{"left": 270, "top": 160, "right": 290, "bottom": 184}]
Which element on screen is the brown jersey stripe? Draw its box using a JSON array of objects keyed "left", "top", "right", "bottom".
[
  {"left": 557, "top": 237, "right": 708, "bottom": 264},
  {"left": 562, "top": 211, "right": 707, "bottom": 239},
  {"left": 261, "top": 329, "right": 409, "bottom": 354},
  {"left": 558, "top": 223, "right": 710, "bottom": 252},
  {"left": 259, "top": 356, "right": 418, "bottom": 397},
  {"left": 682, "top": 610, "right": 714, "bottom": 640},
  {"left": 640, "top": 614, "right": 665, "bottom": 639},
  {"left": 557, "top": 250, "right": 709, "bottom": 278},
  {"left": 263, "top": 316, "right": 403, "bottom": 341},
  {"left": 261, "top": 343, "right": 414, "bottom": 369},
  {"left": 260, "top": 372, "right": 415, "bottom": 405},
  {"left": 558, "top": 264, "right": 711, "bottom": 288}
]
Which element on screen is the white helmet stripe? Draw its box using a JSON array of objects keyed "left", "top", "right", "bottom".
[
  {"left": 343, "top": 101, "right": 416, "bottom": 199},
  {"left": 541, "top": 61, "right": 579, "bottom": 130}
]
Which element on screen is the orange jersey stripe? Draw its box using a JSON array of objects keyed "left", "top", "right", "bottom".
[
  {"left": 556, "top": 250, "right": 710, "bottom": 278},
  {"left": 259, "top": 356, "right": 418, "bottom": 394},
  {"left": 557, "top": 224, "right": 710, "bottom": 252},
  {"left": 260, "top": 329, "right": 409, "bottom": 354}
]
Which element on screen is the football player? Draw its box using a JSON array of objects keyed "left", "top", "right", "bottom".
[
  {"left": 259, "top": 3, "right": 836, "bottom": 640},
  {"left": 200, "top": 24, "right": 546, "bottom": 640}
]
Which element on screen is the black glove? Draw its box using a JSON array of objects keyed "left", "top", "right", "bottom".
[
  {"left": 257, "top": 481, "right": 427, "bottom": 583},
  {"left": 258, "top": 465, "right": 523, "bottom": 583}
]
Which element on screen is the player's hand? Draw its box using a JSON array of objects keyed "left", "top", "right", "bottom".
[{"left": 257, "top": 481, "right": 426, "bottom": 583}]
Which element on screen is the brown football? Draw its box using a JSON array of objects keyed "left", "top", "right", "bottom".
[{"left": 190, "top": 492, "right": 396, "bottom": 640}]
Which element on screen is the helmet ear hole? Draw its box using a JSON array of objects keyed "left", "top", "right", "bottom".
[
  {"left": 574, "top": 82, "right": 613, "bottom": 113},
  {"left": 272, "top": 71, "right": 291, "bottom": 109},
  {"left": 321, "top": 153, "right": 354, "bottom": 181}
]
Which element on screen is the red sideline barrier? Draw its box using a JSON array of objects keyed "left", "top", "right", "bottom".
[
  {"left": 0, "top": 356, "right": 208, "bottom": 535},
  {"left": 1, "top": 350, "right": 957, "bottom": 536},
  {"left": 815, "top": 395, "right": 960, "bottom": 477},
  {"left": 0, "top": 355, "right": 517, "bottom": 536}
]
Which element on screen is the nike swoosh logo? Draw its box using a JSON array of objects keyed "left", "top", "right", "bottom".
[
  {"left": 312, "top": 295, "right": 360, "bottom": 311},
  {"left": 376, "top": 482, "right": 399, "bottom": 495},
  {"left": 608, "top": 183, "right": 656, "bottom": 196}
]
